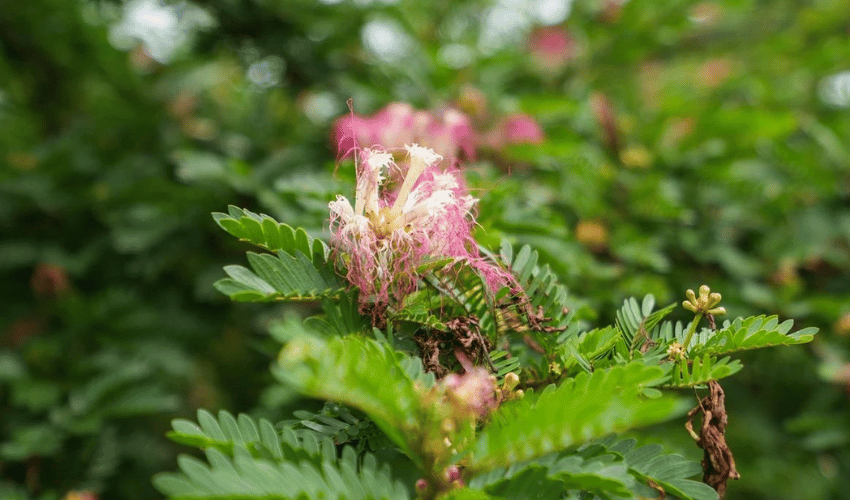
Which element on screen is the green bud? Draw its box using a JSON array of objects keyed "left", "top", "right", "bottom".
[{"left": 708, "top": 292, "right": 722, "bottom": 307}]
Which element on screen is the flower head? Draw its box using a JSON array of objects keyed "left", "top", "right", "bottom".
[
  {"left": 329, "top": 144, "right": 512, "bottom": 314},
  {"left": 442, "top": 367, "right": 499, "bottom": 419}
]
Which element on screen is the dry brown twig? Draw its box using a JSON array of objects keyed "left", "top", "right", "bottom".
[{"left": 685, "top": 380, "right": 740, "bottom": 498}]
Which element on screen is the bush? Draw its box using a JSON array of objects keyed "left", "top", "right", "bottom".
[{"left": 1, "top": 0, "right": 846, "bottom": 498}]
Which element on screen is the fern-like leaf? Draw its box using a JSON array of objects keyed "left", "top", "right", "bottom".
[
  {"left": 273, "top": 335, "right": 430, "bottom": 464},
  {"left": 664, "top": 355, "right": 743, "bottom": 388},
  {"left": 470, "top": 454, "right": 634, "bottom": 499},
  {"left": 303, "top": 292, "right": 369, "bottom": 337},
  {"left": 621, "top": 442, "right": 718, "bottom": 500},
  {"left": 573, "top": 437, "right": 718, "bottom": 500},
  {"left": 466, "top": 362, "right": 688, "bottom": 474},
  {"left": 560, "top": 326, "right": 621, "bottom": 375},
  {"left": 284, "top": 402, "right": 395, "bottom": 454},
  {"left": 615, "top": 295, "right": 676, "bottom": 356},
  {"left": 688, "top": 315, "right": 817, "bottom": 357},
  {"left": 212, "top": 207, "right": 345, "bottom": 302},
  {"left": 167, "top": 409, "right": 340, "bottom": 466},
  {"left": 213, "top": 206, "right": 329, "bottom": 263},
  {"left": 500, "top": 242, "right": 573, "bottom": 336},
  {"left": 153, "top": 444, "right": 410, "bottom": 500},
  {"left": 214, "top": 250, "right": 344, "bottom": 302},
  {"left": 489, "top": 351, "right": 521, "bottom": 382}
]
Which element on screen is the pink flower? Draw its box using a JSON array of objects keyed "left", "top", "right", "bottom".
[
  {"left": 334, "top": 102, "right": 546, "bottom": 161},
  {"left": 528, "top": 26, "right": 577, "bottom": 71},
  {"left": 329, "top": 144, "right": 512, "bottom": 313},
  {"left": 334, "top": 103, "right": 475, "bottom": 160},
  {"left": 443, "top": 366, "right": 498, "bottom": 419},
  {"left": 498, "top": 114, "right": 545, "bottom": 145}
]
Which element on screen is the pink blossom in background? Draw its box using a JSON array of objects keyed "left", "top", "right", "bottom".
[
  {"left": 528, "top": 26, "right": 577, "bottom": 71},
  {"left": 333, "top": 102, "right": 546, "bottom": 160},
  {"left": 479, "top": 113, "right": 545, "bottom": 151},
  {"left": 328, "top": 144, "right": 513, "bottom": 314},
  {"left": 334, "top": 103, "right": 475, "bottom": 160},
  {"left": 499, "top": 114, "right": 545, "bottom": 145}
]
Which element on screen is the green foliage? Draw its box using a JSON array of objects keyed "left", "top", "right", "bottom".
[
  {"left": 166, "top": 409, "right": 285, "bottom": 460},
  {"left": 615, "top": 295, "right": 678, "bottom": 356},
  {"left": 469, "top": 436, "right": 719, "bottom": 500},
  {"left": 212, "top": 207, "right": 345, "bottom": 302},
  {"left": 488, "top": 351, "right": 521, "bottom": 383},
  {"left": 273, "top": 335, "right": 429, "bottom": 460},
  {"left": 213, "top": 206, "right": 329, "bottom": 260},
  {"left": 500, "top": 242, "right": 574, "bottom": 332},
  {"left": 618, "top": 440, "right": 718, "bottom": 500},
  {"left": 199, "top": 220, "right": 816, "bottom": 498},
  {"left": 472, "top": 458, "right": 634, "bottom": 500},
  {"left": 285, "top": 402, "right": 393, "bottom": 453},
  {"left": 665, "top": 355, "right": 744, "bottom": 389},
  {"left": 687, "top": 316, "right": 819, "bottom": 357},
  {"left": 155, "top": 428, "right": 409, "bottom": 500},
  {"left": 467, "top": 363, "right": 686, "bottom": 473},
  {"left": 2, "top": 0, "right": 842, "bottom": 498},
  {"left": 300, "top": 293, "right": 366, "bottom": 337}
]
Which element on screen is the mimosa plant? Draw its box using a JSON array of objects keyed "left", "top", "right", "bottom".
[{"left": 154, "top": 144, "right": 816, "bottom": 500}]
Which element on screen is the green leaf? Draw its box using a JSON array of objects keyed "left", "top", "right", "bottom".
[
  {"left": 215, "top": 252, "right": 345, "bottom": 302},
  {"left": 273, "top": 336, "right": 425, "bottom": 464},
  {"left": 615, "top": 295, "right": 676, "bottom": 355},
  {"left": 627, "top": 449, "right": 719, "bottom": 500},
  {"left": 467, "top": 362, "right": 688, "bottom": 473},
  {"left": 154, "top": 444, "right": 410, "bottom": 499},
  {"left": 471, "top": 455, "right": 635, "bottom": 499},
  {"left": 688, "top": 316, "right": 817, "bottom": 357},
  {"left": 489, "top": 351, "right": 521, "bottom": 382},
  {"left": 166, "top": 410, "right": 286, "bottom": 461},
  {"left": 665, "top": 355, "right": 743, "bottom": 388},
  {"left": 212, "top": 207, "right": 345, "bottom": 303},
  {"left": 212, "top": 206, "right": 325, "bottom": 260},
  {"left": 578, "top": 438, "right": 717, "bottom": 500}
]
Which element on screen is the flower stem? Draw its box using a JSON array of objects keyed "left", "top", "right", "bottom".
[{"left": 682, "top": 313, "right": 703, "bottom": 351}]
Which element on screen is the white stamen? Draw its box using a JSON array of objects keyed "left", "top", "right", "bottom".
[
  {"left": 355, "top": 149, "right": 393, "bottom": 216},
  {"left": 389, "top": 144, "right": 443, "bottom": 218}
]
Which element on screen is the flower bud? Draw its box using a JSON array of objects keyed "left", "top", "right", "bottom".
[
  {"left": 709, "top": 292, "right": 722, "bottom": 307},
  {"left": 667, "top": 342, "right": 685, "bottom": 360},
  {"left": 415, "top": 479, "right": 428, "bottom": 492},
  {"left": 444, "top": 465, "right": 461, "bottom": 483},
  {"left": 503, "top": 372, "right": 520, "bottom": 391}
]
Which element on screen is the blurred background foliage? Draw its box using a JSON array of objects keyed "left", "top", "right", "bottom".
[{"left": 1, "top": 0, "right": 848, "bottom": 498}]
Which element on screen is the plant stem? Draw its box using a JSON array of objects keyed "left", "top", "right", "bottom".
[{"left": 682, "top": 313, "right": 703, "bottom": 351}]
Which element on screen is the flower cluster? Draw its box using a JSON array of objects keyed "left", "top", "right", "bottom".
[
  {"left": 328, "top": 144, "right": 511, "bottom": 314},
  {"left": 335, "top": 103, "right": 475, "bottom": 160},
  {"left": 333, "top": 102, "right": 544, "bottom": 161}
]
